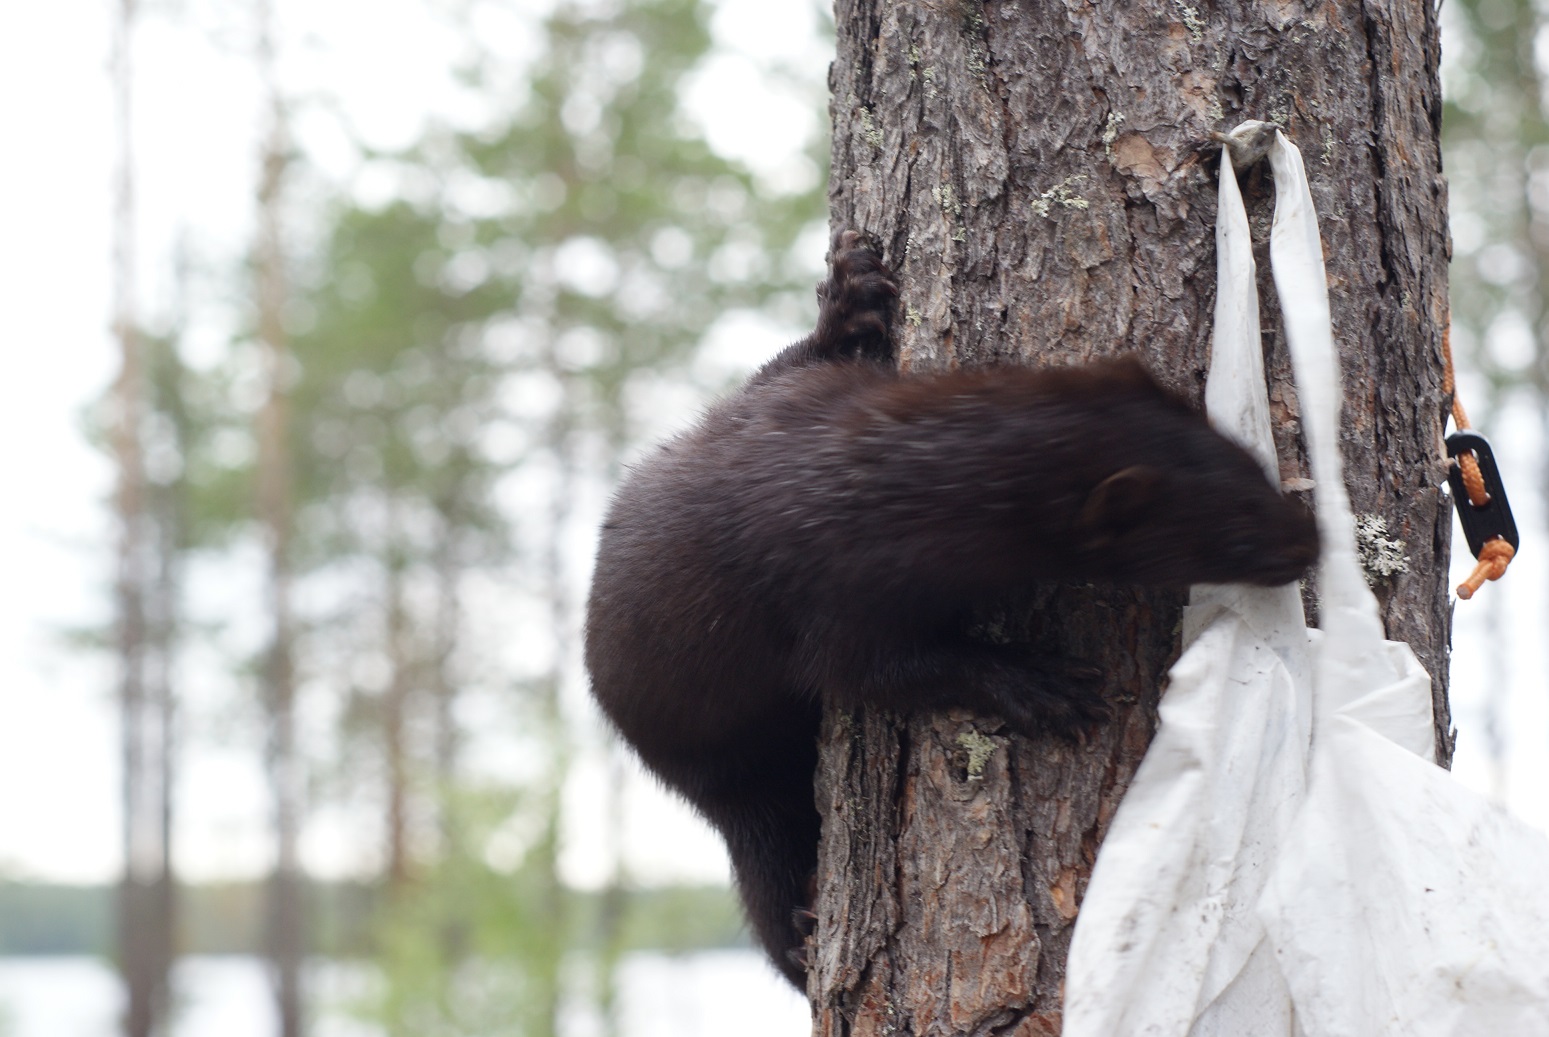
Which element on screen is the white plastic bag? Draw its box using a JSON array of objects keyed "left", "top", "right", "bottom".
[{"left": 1063, "top": 130, "right": 1549, "bottom": 1037}]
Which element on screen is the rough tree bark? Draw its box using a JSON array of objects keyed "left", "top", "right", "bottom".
[{"left": 812, "top": 2, "right": 1451, "bottom": 1032}]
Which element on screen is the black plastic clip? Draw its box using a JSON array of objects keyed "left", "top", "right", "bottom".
[{"left": 1445, "top": 431, "right": 1519, "bottom": 559}]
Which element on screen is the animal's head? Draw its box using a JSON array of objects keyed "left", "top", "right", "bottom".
[{"left": 1069, "top": 359, "right": 1319, "bottom": 587}]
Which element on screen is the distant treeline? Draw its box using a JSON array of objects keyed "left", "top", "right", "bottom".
[{"left": 0, "top": 881, "right": 748, "bottom": 958}]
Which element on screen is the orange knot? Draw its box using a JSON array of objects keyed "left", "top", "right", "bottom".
[{"left": 1457, "top": 538, "right": 1515, "bottom": 600}]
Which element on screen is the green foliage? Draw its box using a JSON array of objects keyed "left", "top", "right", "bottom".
[
  {"left": 439, "top": 0, "right": 825, "bottom": 442},
  {"left": 79, "top": 327, "right": 220, "bottom": 549},
  {"left": 286, "top": 199, "right": 512, "bottom": 571},
  {"left": 359, "top": 784, "right": 562, "bottom": 1037},
  {"left": 359, "top": 780, "right": 758, "bottom": 1036}
]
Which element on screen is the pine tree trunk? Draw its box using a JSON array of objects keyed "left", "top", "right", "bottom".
[{"left": 813, "top": 1, "right": 1451, "bottom": 1029}]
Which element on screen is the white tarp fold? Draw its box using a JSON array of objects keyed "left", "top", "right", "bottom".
[{"left": 1063, "top": 129, "right": 1549, "bottom": 1037}]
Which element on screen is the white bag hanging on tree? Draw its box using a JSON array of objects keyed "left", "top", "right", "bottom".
[{"left": 1063, "top": 128, "right": 1549, "bottom": 1037}]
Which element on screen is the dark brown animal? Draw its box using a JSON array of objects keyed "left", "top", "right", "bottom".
[{"left": 584, "top": 233, "right": 1317, "bottom": 987}]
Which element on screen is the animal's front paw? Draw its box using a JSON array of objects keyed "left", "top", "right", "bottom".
[
  {"left": 814, "top": 229, "right": 898, "bottom": 359},
  {"left": 976, "top": 654, "right": 1111, "bottom": 742}
]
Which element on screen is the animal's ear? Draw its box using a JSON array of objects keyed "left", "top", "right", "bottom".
[
  {"left": 1102, "top": 354, "right": 1159, "bottom": 386},
  {"left": 1077, "top": 465, "right": 1164, "bottom": 544},
  {"left": 1097, "top": 355, "right": 1195, "bottom": 411}
]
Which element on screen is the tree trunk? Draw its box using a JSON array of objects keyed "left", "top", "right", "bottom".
[
  {"left": 529, "top": 361, "right": 579, "bottom": 1037},
  {"left": 145, "top": 341, "right": 183, "bottom": 1037},
  {"left": 431, "top": 512, "right": 460, "bottom": 819},
  {"left": 383, "top": 531, "right": 412, "bottom": 894},
  {"left": 813, "top": 2, "right": 1451, "bottom": 1030},
  {"left": 254, "top": 2, "right": 304, "bottom": 1033},
  {"left": 111, "top": 3, "right": 174, "bottom": 1034}
]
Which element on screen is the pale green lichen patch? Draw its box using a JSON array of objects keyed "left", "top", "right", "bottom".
[
  {"left": 904, "top": 303, "right": 924, "bottom": 327},
  {"left": 960, "top": 8, "right": 989, "bottom": 77},
  {"left": 932, "top": 181, "right": 963, "bottom": 217},
  {"left": 1102, "top": 111, "right": 1125, "bottom": 156},
  {"left": 857, "top": 105, "right": 884, "bottom": 150},
  {"left": 1173, "top": 0, "right": 1205, "bottom": 42},
  {"left": 1288, "top": 19, "right": 1322, "bottom": 46},
  {"left": 1355, "top": 513, "right": 1409, "bottom": 582},
  {"left": 955, "top": 730, "right": 998, "bottom": 781},
  {"left": 1031, "top": 175, "right": 1091, "bottom": 217}
]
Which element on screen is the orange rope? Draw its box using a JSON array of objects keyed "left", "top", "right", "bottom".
[
  {"left": 1441, "top": 327, "right": 1490, "bottom": 508},
  {"left": 1442, "top": 325, "right": 1512, "bottom": 596},
  {"left": 1457, "top": 539, "right": 1515, "bottom": 600}
]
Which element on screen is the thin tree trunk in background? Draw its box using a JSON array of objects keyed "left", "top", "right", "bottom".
[
  {"left": 429, "top": 510, "right": 465, "bottom": 967},
  {"left": 430, "top": 512, "right": 460, "bottom": 820},
  {"left": 814, "top": 1, "right": 1451, "bottom": 1027},
  {"left": 592, "top": 441, "right": 629, "bottom": 1037},
  {"left": 254, "top": 2, "right": 304, "bottom": 1033},
  {"left": 112, "top": 2, "right": 174, "bottom": 1034},
  {"left": 532, "top": 368, "right": 578, "bottom": 1037},
  {"left": 383, "top": 537, "right": 411, "bottom": 892},
  {"left": 146, "top": 245, "right": 193, "bottom": 1037},
  {"left": 593, "top": 748, "right": 629, "bottom": 1037}
]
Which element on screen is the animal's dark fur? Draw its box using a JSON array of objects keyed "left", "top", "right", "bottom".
[{"left": 584, "top": 232, "right": 1318, "bottom": 987}]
